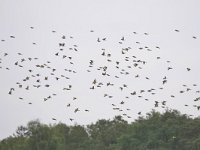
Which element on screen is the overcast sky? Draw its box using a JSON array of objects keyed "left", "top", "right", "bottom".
[{"left": 0, "top": 0, "right": 200, "bottom": 140}]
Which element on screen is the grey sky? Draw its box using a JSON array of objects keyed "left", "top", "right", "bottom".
[{"left": 0, "top": 0, "right": 200, "bottom": 140}]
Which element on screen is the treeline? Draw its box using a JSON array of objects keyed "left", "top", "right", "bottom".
[{"left": 0, "top": 109, "right": 200, "bottom": 150}]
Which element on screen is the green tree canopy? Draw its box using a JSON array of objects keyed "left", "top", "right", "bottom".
[{"left": 0, "top": 109, "right": 200, "bottom": 150}]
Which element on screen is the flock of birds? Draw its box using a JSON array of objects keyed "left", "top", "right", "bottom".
[{"left": 0, "top": 27, "right": 199, "bottom": 123}]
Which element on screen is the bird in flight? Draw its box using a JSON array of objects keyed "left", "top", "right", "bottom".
[{"left": 2, "top": 26, "right": 199, "bottom": 124}]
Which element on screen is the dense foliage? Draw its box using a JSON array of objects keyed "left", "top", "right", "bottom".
[{"left": 1, "top": 109, "right": 200, "bottom": 150}]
